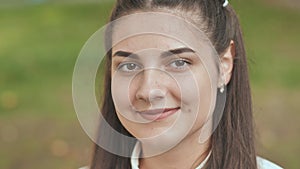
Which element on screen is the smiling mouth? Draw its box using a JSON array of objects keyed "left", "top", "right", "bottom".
[{"left": 137, "top": 107, "right": 180, "bottom": 121}]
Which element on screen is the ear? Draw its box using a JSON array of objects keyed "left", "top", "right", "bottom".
[{"left": 220, "top": 40, "right": 235, "bottom": 86}]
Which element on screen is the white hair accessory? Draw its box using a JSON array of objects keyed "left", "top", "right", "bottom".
[{"left": 223, "top": 0, "right": 229, "bottom": 7}]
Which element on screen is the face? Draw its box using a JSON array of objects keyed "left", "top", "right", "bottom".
[{"left": 109, "top": 12, "right": 221, "bottom": 155}]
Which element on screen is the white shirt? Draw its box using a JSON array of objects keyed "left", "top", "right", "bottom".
[
  {"left": 130, "top": 142, "right": 283, "bottom": 169},
  {"left": 80, "top": 142, "right": 283, "bottom": 169}
]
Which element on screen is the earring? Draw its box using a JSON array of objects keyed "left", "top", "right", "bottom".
[{"left": 219, "top": 85, "right": 225, "bottom": 93}]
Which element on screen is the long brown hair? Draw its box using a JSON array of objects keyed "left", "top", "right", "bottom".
[{"left": 90, "top": 0, "right": 257, "bottom": 168}]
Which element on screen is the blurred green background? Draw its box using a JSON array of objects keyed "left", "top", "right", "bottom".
[{"left": 0, "top": 0, "right": 299, "bottom": 168}]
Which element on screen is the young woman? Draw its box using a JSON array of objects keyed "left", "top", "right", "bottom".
[{"left": 79, "top": 0, "right": 283, "bottom": 168}]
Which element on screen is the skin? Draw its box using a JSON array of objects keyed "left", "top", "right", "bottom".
[{"left": 110, "top": 14, "right": 234, "bottom": 169}]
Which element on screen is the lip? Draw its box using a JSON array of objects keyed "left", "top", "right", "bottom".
[{"left": 137, "top": 107, "right": 180, "bottom": 121}]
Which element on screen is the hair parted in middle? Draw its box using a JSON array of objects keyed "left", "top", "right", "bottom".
[{"left": 90, "top": 0, "right": 257, "bottom": 169}]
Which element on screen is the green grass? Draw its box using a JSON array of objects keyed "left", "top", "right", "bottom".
[
  {"left": 0, "top": 2, "right": 114, "bottom": 116},
  {"left": 0, "top": 0, "right": 299, "bottom": 169},
  {"left": 0, "top": 2, "right": 114, "bottom": 169},
  {"left": 233, "top": 0, "right": 300, "bottom": 89}
]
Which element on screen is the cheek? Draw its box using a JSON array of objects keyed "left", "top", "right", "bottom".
[
  {"left": 111, "top": 76, "right": 138, "bottom": 136},
  {"left": 127, "top": 75, "right": 141, "bottom": 106},
  {"left": 175, "top": 70, "right": 212, "bottom": 106},
  {"left": 175, "top": 68, "right": 213, "bottom": 127},
  {"left": 111, "top": 74, "right": 133, "bottom": 115}
]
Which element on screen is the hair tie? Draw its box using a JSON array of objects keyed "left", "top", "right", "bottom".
[{"left": 223, "top": 0, "right": 229, "bottom": 7}]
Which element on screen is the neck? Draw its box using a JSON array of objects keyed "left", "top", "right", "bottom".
[{"left": 139, "top": 131, "right": 211, "bottom": 169}]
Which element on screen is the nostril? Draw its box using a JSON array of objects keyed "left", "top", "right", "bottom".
[{"left": 135, "top": 88, "right": 166, "bottom": 102}]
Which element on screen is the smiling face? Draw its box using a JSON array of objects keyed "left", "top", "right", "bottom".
[{"left": 109, "top": 12, "right": 223, "bottom": 155}]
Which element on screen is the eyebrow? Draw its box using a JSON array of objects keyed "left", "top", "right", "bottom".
[{"left": 112, "top": 47, "right": 195, "bottom": 59}]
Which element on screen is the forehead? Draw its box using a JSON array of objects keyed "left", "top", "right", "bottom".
[
  {"left": 109, "top": 12, "right": 209, "bottom": 52},
  {"left": 112, "top": 34, "right": 186, "bottom": 53},
  {"left": 108, "top": 12, "right": 220, "bottom": 82}
]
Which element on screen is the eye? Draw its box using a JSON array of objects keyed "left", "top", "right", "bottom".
[
  {"left": 117, "top": 62, "right": 142, "bottom": 72},
  {"left": 168, "top": 59, "right": 191, "bottom": 70}
]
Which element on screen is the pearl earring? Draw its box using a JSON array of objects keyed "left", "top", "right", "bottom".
[{"left": 220, "top": 85, "right": 225, "bottom": 93}]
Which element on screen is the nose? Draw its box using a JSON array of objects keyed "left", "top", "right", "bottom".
[{"left": 135, "top": 69, "right": 167, "bottom": 102}]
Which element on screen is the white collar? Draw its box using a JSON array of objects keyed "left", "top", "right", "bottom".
[{"left": 131, "top": 141, "right": 211, "bottom": 169}]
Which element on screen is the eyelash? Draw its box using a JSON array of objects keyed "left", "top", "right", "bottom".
[
  {"left": 115, "top": 58, "right": 192, "bottom": 73},
  {"left": 117, "top": 62, "right": 142, "bottom": 72},
  {"left": 167, "top": 59, "right": 191, "bottom": 70}
]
